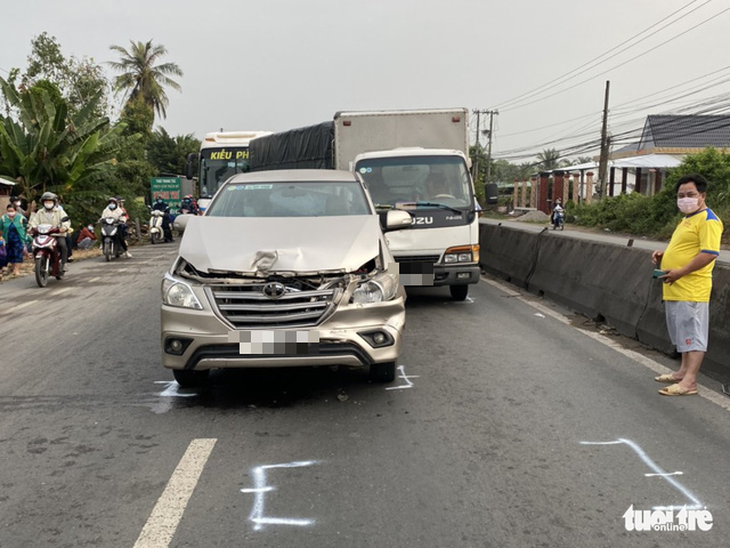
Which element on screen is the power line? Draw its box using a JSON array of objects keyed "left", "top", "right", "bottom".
[
  {"left": 499, "top": 4, "right": 730, "bottom": 113},
  {"left": 496, "top": 65, "right": 730, "bottom": 145},
  {"left": 493, "top": 0, "right": 712, "bottom": 110}
]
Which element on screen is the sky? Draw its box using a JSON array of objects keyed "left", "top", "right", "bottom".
[{"left": 2, "top": 0, "right": 729, "bottom": 165}]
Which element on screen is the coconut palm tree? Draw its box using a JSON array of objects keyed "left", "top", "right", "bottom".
[
  {"left": 537, "top": 148, "right": 561, "bottom": 171},
  {"left": 108, "top": 40, "right": 182, "bottom": 120}
]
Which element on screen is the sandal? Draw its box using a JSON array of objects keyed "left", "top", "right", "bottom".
[
  {"left": 655, "top": 373, "right": 680, "bottom": 384},
  {"left": 658, "top": 384, "right": 697, "bottom": 396}
]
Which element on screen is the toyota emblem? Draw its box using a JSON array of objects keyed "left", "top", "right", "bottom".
[{"left": 262, "top": 282, "right": 287, "bottom": 299}]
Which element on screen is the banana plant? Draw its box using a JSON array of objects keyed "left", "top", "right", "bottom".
[{"left": 0, "top": 76, "right": 127, "bottom": 202}]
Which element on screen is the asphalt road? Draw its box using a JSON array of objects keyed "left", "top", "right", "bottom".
[{"left": 1, "top": 244, "right": 729, "bottom": 547}]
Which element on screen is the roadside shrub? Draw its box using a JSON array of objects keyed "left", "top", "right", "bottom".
[{"left": 573, "top": 148, "right": 730, "bottom": 238}]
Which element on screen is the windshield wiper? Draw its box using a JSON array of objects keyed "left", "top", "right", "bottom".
[
  {"left": 401, "top": 201, "right": 464, "bottom": 215},
  {"left": 373, "top": 203, "right": 393, "bottom": 210}
]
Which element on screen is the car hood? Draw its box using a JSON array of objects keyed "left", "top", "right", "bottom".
[{"left": 179, "top": 215, "right": 381, "bottom": 275}]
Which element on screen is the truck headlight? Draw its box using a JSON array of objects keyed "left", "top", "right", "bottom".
[
  {"left": 351, "top": 272, "right": 398, "bottom": 303},
  {"left": 161, "top": 274, "right": 203, "bottom": 310},
  {"left": 443, "top": 245, "right": 479, "bottom": 263}
]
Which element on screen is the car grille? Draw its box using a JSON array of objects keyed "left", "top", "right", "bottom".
[
  {"left": 394, "top": 255, "right": 440, "bottom": 264},
  {"left": 206, "top": 283, "right": 336, "bottom": 329}
]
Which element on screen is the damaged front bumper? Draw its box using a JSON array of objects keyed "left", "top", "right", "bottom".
[{"left": 161, "top": 270, "right": 406, "bottom": 371}]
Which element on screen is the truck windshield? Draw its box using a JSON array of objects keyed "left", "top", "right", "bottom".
[
  {"left": 356, "top": 156, "right": 473, "bottom": 209},
  {"left": 206, "top": 181, "right": 371, "bottom": 218},
  {"left": 199, "top": 147, "right": 251, "bottom": 198}
]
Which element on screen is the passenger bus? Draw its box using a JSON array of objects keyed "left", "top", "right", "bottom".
[{"left": 187, "top": 131, "right": 271, "bottom": 211}]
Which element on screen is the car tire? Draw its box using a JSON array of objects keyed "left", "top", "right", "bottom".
[
  {"left": 370, "top": 361, "right": 396, "bottom": 383},
  {"left": 450, "top": 284, "right": 468, "bottom": 301},
  {"left": 173, "top": 369, "right": 209, "bottom": 388}
]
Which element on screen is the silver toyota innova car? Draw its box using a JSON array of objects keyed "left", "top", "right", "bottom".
[{"left": 160, "top": 170, "right": 412, "bottom": 386}]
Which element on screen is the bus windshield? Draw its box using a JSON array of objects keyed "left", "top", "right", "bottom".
[
  {"left": 199, "top": 147, "right": 251, "bottom": 198},
  {"left": 356, "top": 155, "right": 473, "bottom": 210}
]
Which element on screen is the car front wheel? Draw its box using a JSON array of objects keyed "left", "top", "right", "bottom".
[
  {"left": 369, "top": 362, "right": 396, "bottom": 383},
  {"left": 173, "top": 369, "right": 209, "bottom": 388}
]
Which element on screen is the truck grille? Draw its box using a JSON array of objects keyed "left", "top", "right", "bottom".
[
  {"left": 206, "top": 284, "right": 336, "bottom": 329},
  {"left": 394, "top": 255, "right": 440, "bottom": 264}
]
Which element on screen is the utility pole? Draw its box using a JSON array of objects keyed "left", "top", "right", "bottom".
[
  {"left": 472, "top": 109, "right": 482, "bottom": 181},
  {"left": 597, "top": 80, "right": 610, "bottom": 199},
  {"left": 485, "top": 110, "right": 499, "bottom": 182}
]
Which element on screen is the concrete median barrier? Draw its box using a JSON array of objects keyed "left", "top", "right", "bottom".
[
  {"left": 479, "top": 223, "right": 729, "bottom": 380},
  {"left": 478, "top": 223, "right": 539, "bottom": 288}
]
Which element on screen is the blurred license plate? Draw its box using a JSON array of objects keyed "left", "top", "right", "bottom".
[
  {"left": 398, "top": 262, "right": 435, "bottom": 286},
  {"left": 228, "top": 330, "right": 320, "bottom": 355}
]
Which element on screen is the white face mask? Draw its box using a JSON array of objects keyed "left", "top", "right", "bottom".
[
  {"left": 8, "top": 211, "right": 16, "bottom": 217},
  {"left": 43, "top": 201, "right": 55, "bottom": 210},
  {"left": 677, "top": 197, "right": 699, "bottom": 214},
  {"left": 109, "top": 203, "right": 117, "bottom": 210},
  {"left": 87, "top": 225, "right": 94, "bottom": 231}
]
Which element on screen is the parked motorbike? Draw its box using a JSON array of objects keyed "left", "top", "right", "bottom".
[
  {"left": 31, "top": 224, "right": 65, "bottom": 287},
  {"left": 149, "top": 209, "right": 165, "bottom": 244},
  {"left": 100, "top": 217, "right": 123, "bottom": 261},
  {"left": 552, "top": 208, "right": 565, "bottom": 230}
]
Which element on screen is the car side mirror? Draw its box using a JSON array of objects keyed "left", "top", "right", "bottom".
[{"left": 384, "top": 210, "right": 412, "bottom": 231}]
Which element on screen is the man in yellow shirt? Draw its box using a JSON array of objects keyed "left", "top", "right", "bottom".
[{"left": 651, "top": 174, "right": 723, "bottom": 396}]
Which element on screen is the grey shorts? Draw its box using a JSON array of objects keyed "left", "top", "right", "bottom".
[{"left": 665, "top": 301, "right": 709, "bottom": 353}]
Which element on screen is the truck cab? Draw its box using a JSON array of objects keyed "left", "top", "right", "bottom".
[{"left": 354, "top": 147, "right": 480, "bottom": 300}]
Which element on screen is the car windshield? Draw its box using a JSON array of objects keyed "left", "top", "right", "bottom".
[
  {"left": 356, "top": 155, "right": 473, "bottom": 209},
  {"left": 206, "top": 180, "right": 372, "bottom": 217}
]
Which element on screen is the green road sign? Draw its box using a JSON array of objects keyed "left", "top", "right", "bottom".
[{"left": 150, "top": 177, "right": 182, "bottom": 209}]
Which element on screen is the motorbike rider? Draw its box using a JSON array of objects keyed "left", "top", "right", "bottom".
[
  {"left": 101, "top": 197, "right": 132, "bottom": 258},
  {"left": 115, "top": 196, "right": 133, "bottom": 249},
  {"left": 29, "top": 191, "right": 71, "bottom": 271},
  {"left": 179, "top": 194, "right": 201, "bottom": 216},
  {"left": 152, "top": 196, "right": 174, "bottom": 243},
  {"left": 551, "top": 198, "right": 565, "bottom": 228}
]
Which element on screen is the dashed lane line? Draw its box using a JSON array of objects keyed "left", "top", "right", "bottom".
[
  {"left": 132, "top": 438, "right": 217, "bottom": 548},
  {"left": 49, "top": 287, "right": 72, "bottom": 296},
  {"left": 480, "top": 276, "right": 730, "bottom": 412},
  {"left": 3, "top": 301, "right": 38, "bottom": 314}
]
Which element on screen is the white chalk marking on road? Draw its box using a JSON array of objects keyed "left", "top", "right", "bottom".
[
  {"left": 150, "top": 381, "right": 197, "bottom": 414},
  {"left": 155, "top": 381, "right": 197, "bottom": 398},
  {"left": 450, "top": 296, "right": 474, "bottom": 305},
  {"left": 580, "top": 438, "right": 702, "bottom": 511},
  {"left": 385, "top": 365, "right": 420, "bottom": 391},
  {"left": 481, "top": 275, "right": 730, "bottom": 413},
  {"left": 87, "top": 277, "right": 101, "bottom": 283},
  {"left": 534, "top": 312, "right": 545, "bottom": 318},
  {"left": 4, "top": 300, "right": 37, "bottom": 314},
  {"left": 646, "top": 472, "right": 683, "bottom": 477},
  {"left": 133, "top": 438, "right": 217, "bottom": 548},
  {"left": 242, "top": 460, "right": 317, "bottom": 532},
  {"left": 241, "top": 487, "right": 275, "bottom": 493}
]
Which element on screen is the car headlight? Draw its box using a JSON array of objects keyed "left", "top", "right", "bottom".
[
  {"left": 161, "top": 273, "right": 203, "bottom": 309},
  {"left": 351, "top": 272, "right": 399, "bottom": 303}
]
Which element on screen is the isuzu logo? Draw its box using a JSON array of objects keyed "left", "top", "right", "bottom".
[
  {"left": 262, "top": 282, "right": 287, "bottom": 299},
  {"left": 412, "top": 216, "right": 433, "bottom": 225}
]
